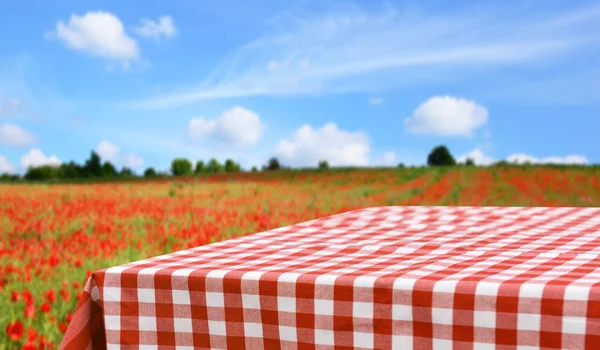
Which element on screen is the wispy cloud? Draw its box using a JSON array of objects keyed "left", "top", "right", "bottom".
[{"left": 124, "top": 3, "right": 600, "bottom": 109}]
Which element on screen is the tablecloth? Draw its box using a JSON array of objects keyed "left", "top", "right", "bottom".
[{"left": 60, "top": 206, "right": 600, "bottom": 349}]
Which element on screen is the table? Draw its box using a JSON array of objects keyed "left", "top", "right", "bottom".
[{"left": 60, "top": 206, "right": 600, "bottom": 349}]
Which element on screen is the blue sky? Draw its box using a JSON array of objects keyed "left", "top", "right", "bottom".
[{"left": 0, "top": 0, "right": 599, "bottom": 173}]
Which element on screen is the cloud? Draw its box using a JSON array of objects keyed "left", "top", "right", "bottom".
[
  {"left": 49, "top": 11, "right": 139, "bottom": 67},
  {"left": 507, "top": 153, "right": 588, "bottom": 165},
  {"left": 94, "top": 140, "right": 144, "bottom": 168},
  {"left": 457, "top": 148, "right": 495, "bottom": 165},
  {"left": 275, "top": 123, "right": 370, "bottom": 167},
  {"left": 457, "top": 148, "right": 589, "bottom": 165},
  {"left": 0, "top": 155, "right": 14, "bottom": 173},
  {"left": 368, "top": 96, "right": 384, "bottom": 105},
  {"left": 125, "top": 4, "right": 599, "bottom": 109},
  {"left": 405, "top": 96, "right": 488, "bottom": 137},
  {"left": 0, "top": 91, "right": 20, "bottom": 116},
  {"left": 122, "top": 153, "right": 144, "bottom": 169},
  {"left": 133, "top": 16, "right": 177, "bottom": 41},
  {"left": 95, "top": 140, "right": 120, "bottom": 162},
  {"left": 0, "top": 124, "right": 37, "bottom": 146},
  {"left": 188, "top": 106, "right": 264, "bottom": 147},
  {"left": 20, "top": 149, "right": 61, "bottom": 169}
]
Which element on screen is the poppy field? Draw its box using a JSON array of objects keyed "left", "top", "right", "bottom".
[{"left": 1, "top": 167, "right": 600, "bottom": 349}]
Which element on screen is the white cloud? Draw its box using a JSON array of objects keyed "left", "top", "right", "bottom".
[
  {"left": 94, "top": 140, "right": 144, "bottom": 168},
  {"left": 0, "top": 155, "right": 14, "bottom": 173},
  {"left": 368, "top": 96, "right": 384, "bottom": 105},
  {"left": 122, "top": 153, "right": 144, "bottom": 169},
  {"left": 50, "top": 11, "right": 139, "bottom": 66},
  {"left": 456, "top": 149, "right": 589, "bottom": 165},
  {"left": 0, "top": 124, "right": 37, "bottom": 146},
  {"left": 95, "top": 140, "right": 120, "bottom": 162},
  {"left": 133, "top": 16, "right": 177, "bottom": 41},
  {"left": 275, "top": 123, "right": 370, "bottom": 167},
  {"left": 20, "top": 149, "right": 61, "bottom": 169},
  {"left": 457, "top": 148, "right": 495, "bottom": 165},
  {"left": 507, "top": 153, "right": 588, "bottom": 165},
  {"left": 188, "top": 106, "right": 264, "bottom": 146},
  {"left": 125, "top": 4, "right": 599, "bottom": 109},
  {"left": 405, "top": 96, "right": 488, "bottom": 136}
]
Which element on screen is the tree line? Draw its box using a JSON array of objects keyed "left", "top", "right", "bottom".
[
  {"left": 0, "top": 145, "right": 589, "bottom": 182},
  {"left": 0, "top": 150, "right": 291, "bottom": 182}
]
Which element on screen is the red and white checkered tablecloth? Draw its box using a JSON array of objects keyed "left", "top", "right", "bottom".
[{"left": 60, "top": 206, "right": 600, "bottom": 349}]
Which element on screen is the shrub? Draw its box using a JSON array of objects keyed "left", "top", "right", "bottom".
[
  {"left": 318, "top": 160, "right": 329, "bottom": 170},
  {"left": 171, "top": 158, "right": 193, "bottom": 176},
  {"left": 427, "top": 145, "right": 456, "bottom": 166},
  {"left": 144, "top": 167, "right": 157, "bottom": 177},
  {"left": 264, "top": 157, "right": 281, "bottom": 171}
]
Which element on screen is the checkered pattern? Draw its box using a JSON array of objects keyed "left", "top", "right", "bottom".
[{"left": 60, "top": 206, "right": 600, "bottom": 349}]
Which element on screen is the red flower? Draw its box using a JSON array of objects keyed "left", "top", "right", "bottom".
[
  {"left": 40, "top": 302, "right": 51, "bottom": 313},
  {"left": 26, "top": 327, "right": 37, "bottom": 341},
  {"left": 65, "top": 312, "right": 73, "bottom": 323},
  {"left": 45, "top": 289, "right": 56, "bottom": 304},
  {"left": 72, "top": 281, "right": 81, "bottom": 289},
  {"left": 22, "top": 341, "right": 36, "bottom": 350},
  {"left": 6, "top": 321, "right": 23, "bottom": 342},
  {"left": 10, "top": 291, "right": 20, "bottom": 302},
  {"left": 24, "top": 304, "right": 35, "bottom": 319},
  {"left": 58, "top": 322, "right": 68, "bottom": 334},
  {"left": 60, "top": 288, "right": 70, "bottom": 301},
  {"left": 23, "top": 290, "right": 34, "bottom": 305},
  {"left": 38, "top": 336, "right": 52, "bottom": 349}
]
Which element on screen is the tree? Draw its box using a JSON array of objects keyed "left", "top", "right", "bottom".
[
  {"left": 206, "top": 158, "right": 223, "bottom": 173},
  {"left": 60, "top": 161, "right": 82, "bottom": 179},
  {"left": 264, "top": 157, "right": 281, "bottom": 171},
  {"left": 0, "top": 173, "right": 15, "bottom": 181},
  {"left": 465, "top": 158, "right": 475, "bottom": 166},
  {"left": 119, "top": 167, "right": 134, "bottom": 177},
  {"left": 84, "top": 151, "right": 103, "bottom": 177},
  {"left": 144, "top": 167, "right": 157, "bottom": 177},
  {"left": 318, "top": 160, "right": 329, "bottom": 170},
  {"left": 251, "top": 166, "right": 258, "bottom": 173},
  {"left": 102, "top": 162, "right": 118, "bottom": 177},
  {"left": 427, "top": 145, "right": 456, "bottom": 167},
  {"left": 171, "top": 158, "right": 193, "bottom": 176},
  {"left": 194, "top": 161, "right": 205, "bottom": 174},
  {"left": 397, "top": 163, "right": 405, "bottom": 168},
  {"left": 24, "top": 165, "right": 62, "bottom": 181},
  {"left": 224, "top": 159, "right": 241, "bottom": 173}
]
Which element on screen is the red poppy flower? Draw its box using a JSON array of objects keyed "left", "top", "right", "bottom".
[
  {"left": 23, "top": 290, "right": 34, "bottom": 305},
  {"left": 6, "top": 321, "right": 23, "bottom": 341},
  {"left": 24, "top": 305, "right": 35, "bottom": 319},
  {"left": 26, "top": 327, "right": 37, "bottom": 341},
  {"left": 38, "top": 336, "right": 52, "bottom": 349},
  {"left": 22, "top": 341, "right": 36, "bottom": 350},
  {"left": 58, "top": 323, "right": 68, "bottom": 334},
  {"left": 45, "top": 289, "right": 56, "bottom": 304},
  {"left": 40, "top": 302, "right": 51, "bottom": 313},
  {"left": 60, "top": 288, "right": 70, "bottom": 301},
  {"left": 10, "top": 291, "right": 20, "bottom": 302}
]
